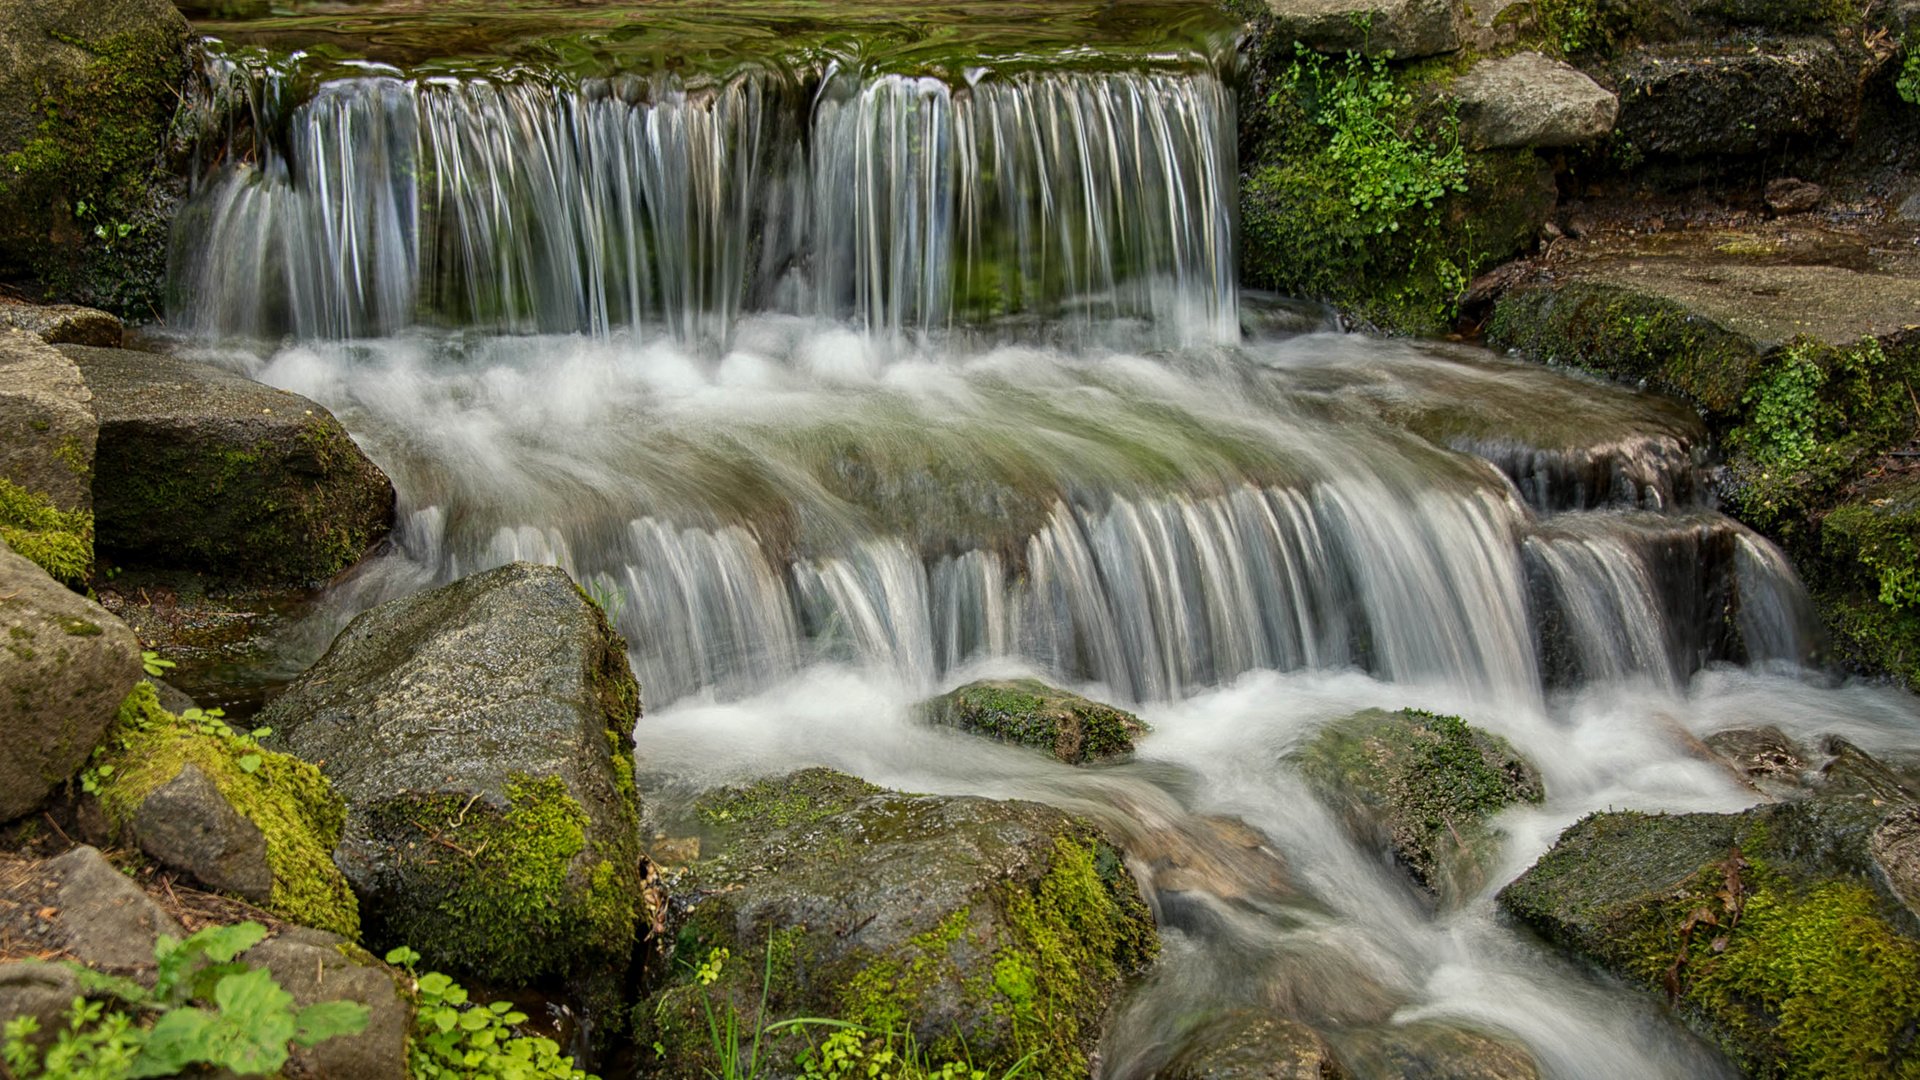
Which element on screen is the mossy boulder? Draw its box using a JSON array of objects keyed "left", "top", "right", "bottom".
[
  {"left": 1500, "top": 797, "right": 1920, "bottom": 1077},
  {"left": 258, "top": 562, "right": 646, "bottom": 989},
  {"left": 1259, "top": 0, "right": 1465, "bottom": 59},
  {"left": 65, "top": 345, "right": 395, "bottom": 586},
  {"left": 0, "top": 538, "right": 141, "bottom": 823},
  {"left": 0, "top": 330, "right": 96, "bottom": 584},
  {"left": 0, "top": 0, "right": 190, "bottom": 314},
  {"left": 639, "top": 768, "right": 1157, "bottom": 1079},
  {"left": 86, "top": 682, "right": 360, "bottom": 937},
  {"left": 918, "top": 678, "right": 1148, "bottom": 764},
  {"left": 1605, "top": 38, "right": 1856, "bottom": 161},
  {"left": 1292, "top": 708, "right": 1544, "bottom": 905}
]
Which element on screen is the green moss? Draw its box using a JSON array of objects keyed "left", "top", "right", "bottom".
[
  {"left": 92, "top": 683, "right": 359, "bottom": 937},
  {"left": 696, "top": 768, "right": 883, "bottom": 836},
  {"left": 1697, "top": 0, "right": 1865, "bottom": 31},
  {"left": 367, "top": 773, "right": 638, "bottom": 986},
  {"left": 921, "top": 679, "right": 1146, "bottom": 764},
  {"left": 0, "top": 477, "right": 93, "bottom": 587}
]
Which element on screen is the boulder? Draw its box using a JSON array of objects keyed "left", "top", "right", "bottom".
[
  {"left": 918, "top": 678, "right": 1148, "bottom": 764},
  {"left": 88, "top": 682, "right": 360, "bottom": 936},
  {"left": 1765, "top": 178, "right": 1824, "bottom": 215},
  {"left": 1162, "top": 1012, "right": 1345, "bottom": 1079},
  {"left": 243, "top": 927, "right": 412, "bottom": 1080},
  {"left": 1450, "top": 52, "right": 1617, "bottom": 150},
  {"left": 0, "top": 961, "right": 82, "bottom": 1057},
  {"left": 0, "top": 299, "right": 122, "bottom": 347},
  {"left": 1704, "top": 726, "right": 1810, "bottom": 799},
  {"left": 258, "top": 562, "right": 645, "bottom": 987},
  {"left": 1292, "top": 709, "right": 1543, "bottom": 906},
  {"left": 64, "top": 346, "right": 395, "bottom": 585},
  {"left": 1261, "top": 0, "right": 1464, "bottom": 58},
  {"left": 0, "top": 331, "right": 96, "bottom": 584},
  {"left": 641, "top": 768, "right": 1157, "bottom": 1078},
  {"left": 0, "top": 540, "right": 141, "bottom": 822},
  {"left": 1500, "top": 798, "right": 1920, "bottom": 1077},
  {"left": 0, "top": 0, "right": 191, "bottom": 313},
  {"left": 1330, "top": 1022, "right": 1540, "bottom": 1079},
  {"left": 41, "top": 845, "right": 185, "bottom": 974},
  {"left": 1606, "top": 39, "right": 1854, "bottom": 160},
  {"left": 1872, "top": 804, "right": 1920, "bottom": 921}
]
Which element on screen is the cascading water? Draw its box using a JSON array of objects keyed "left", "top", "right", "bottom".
[{"left": 164, "top": 6, "right": 1913, "bottom": 1077}]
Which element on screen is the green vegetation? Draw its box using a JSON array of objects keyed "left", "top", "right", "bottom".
[
  {"left": 919, "top": 680, "right": 1145, "bottom": 764},
  {"left": 0, "top": 478, "right": 93, "bottom": 587},
  {"left": 87, "top": 683, "right": 360, "bottom": 937},
  {"left": 1901, "top": 34, "right": 1920, "bottom": 107},
  {"left": 1, "top": 922, "right": 368, "bottom": 1079},
  {"left": 383, "top": 946, "right": 596, "bottom": 1080}
]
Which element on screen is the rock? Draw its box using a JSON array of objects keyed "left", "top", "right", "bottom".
[
  {"left": 130, "top": 761, "right": 273, "bottom": 902},
  {"left": 243, "top": 927, "right": 412, "bottom": 1080},
  {"left": 0, "top": 961, "right": 82, "bottom": 1056},
  {"left": 1331, "top": 1022, "right": 1540, "bottom": 1079},
  {"left": 1872, "top": 804, "right": 1920, "bottom": 921},
  {"left": 1500, "top": 798, "right": 1920, "bottom": 1077},
  {"left": 1162, "top": 1012, "right": 1345, "bottom": 1079},
  {"left": 1818, "top": 735, "right": 1917, "bottom": 803},
  {"left": 1450, "top": 52, "right": 1617, "bottom": 150},
  {"left": 0, "top": 299, "right": 122, "bottom": 347},
  {"left": 918, "top": 678, "right": 1148, "bottom": 764},
  {"left": 1127, "top": 813, "right": 1294, "bottom": 902},
  {"left": 64, "top": 345, "right": 395, "bottom": 585},
  {"left": 1765, "top": 178, "right": 1824, "bottom": 215},
  {"left": 0, "top": 329, "right": 95, "bottom": 519},
  {"left": 90, "top": 682, "right": 360, "bottom": 937},
  {"left": 1261, "top": 0, "right": 1463, "bottom": 59},
  {"left": 0, "top": 0, "right": 190, "bottom": 314},
  {"left": 0, "top": 540, "right": 142, "bottom": 822},
  {"left": 641, "top": 768, "right": 1157, "bottom": 1078},
  {"left": 42, "top": 845, "right": 184, "bottom": 974},
  {"left": 1704, "top": 726, "right": 1810, "bottom": 799},
  {"left": 258, "top": 562, "right": 645, "bottom": 987},
  {"left": 1607, "top": 39, "right": 1853, "bottom": 160},
  {"left": 1292, "top": 708, "right": 1543, "bottom": 906}
]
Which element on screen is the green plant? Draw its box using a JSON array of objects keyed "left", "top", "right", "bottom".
[
  {"left": 384, "top": 946, "right": 596, "bottom": 1080},
  {"left": 1533, "top": 0, "right": 1600, "bottom": 54},
  {"left": 140, "top": 650, "right": 174, "bottom": 678},
  {"left": 1900, "top": 43, "right": 1920, "bottom": 107},
  {"left": 2, "top": 922, "right": 368, "bottom": 1079},
  {"left": 0, "top": 477, "right": 93, "bottom": 587}
]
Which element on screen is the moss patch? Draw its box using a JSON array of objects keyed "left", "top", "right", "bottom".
[
  {"left": 0, "top": 476, "right": 92, "bottom": 587},
  {"left": 91, "top": 682, "right": 358, "bottom": 937},
  {"left": 919, "top": 679, "right": 1147, "bottom": 764}
]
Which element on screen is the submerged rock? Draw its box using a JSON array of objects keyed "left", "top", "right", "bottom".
[
  {"left": 1329, "top": 1021, "right": 1541, "bottom": 1079},
  {"left": 259, "top": 562, "right": 646, "bottom": 988},
  {"left": 1261, "top": 0, "right": 1464, "bottom": 59},
  {"left": 1162, "top": 1011, "right": 1346, "bottom": 1079},
  {"left": 1451, "top": 52, "right": 1618, "bottom": 150},
  {"left": 1292, "top": 709, "right": 1543, "bottom": 906},
  {"left": 65, "top": 346, "right": 394, "bottom": 586},
  {"left": 641, "top": 767, "right": 1157, "bottom": 1078},
  {"left": 1500, "top": 797, "right": 1920, "bottom": 1077},
  {"left": 1703, "top": 727, "right": 1810, "bottom": 799},
  {"left": 0, "top": 539, "right": 141, "bottom": 823},
  {"left": 919, "top": 678, "right": 1148, "bottom": 764}
]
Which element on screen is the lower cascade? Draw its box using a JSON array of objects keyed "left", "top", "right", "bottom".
[{"left": 8, "top": 2, "right": 1920, "bottom": 1079}]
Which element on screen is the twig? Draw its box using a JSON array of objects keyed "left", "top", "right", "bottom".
[{"left": 41, "top": 812, "right": 73, "bottom": 847}]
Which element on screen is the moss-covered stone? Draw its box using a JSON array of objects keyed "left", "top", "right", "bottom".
[
  {"left": 640, "top": 769, "right": 1156, "bottom": 1078},
  {"left": 0, "top": 477, "right": 92, "bottom": 588},
  {"left": 89, "top": 682, "right": 359, "bottom": 937},
  {"left": 1293, "top": 708, "right": 1544, "bottom": 905},
  {"left": 1500, "top": 798, "right": 1920, "bottom": 1078},
  {"left": 918, "top": 678, "right": 1148, "bottom": 764}
]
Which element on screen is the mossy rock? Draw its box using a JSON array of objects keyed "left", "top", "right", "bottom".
[
  {"left": 258, "top": 563, "right": 645, "bottom": 991},
  {"left": 1500, "top": 797, "right": 1920, "bottom": 1078},
  {"left": 1292, "top": 708, "right": 1544, "bottom": 906},
  {"left": 1812, "top": 471, "right": 1920, "bottom": 687},
  {"left": 640, "top": 768, "right": 1157, "bottom": 1079},
  {"left": 0, "top": 331, "right": 96, "bottom": 579},
  {"left": 65, "top": 345, "right": 395, "bottom": 586},
  {"left": 917, "top": 678, "right": 1148, "bottom": 764},
  {"left": 87, "top": 682, "right": 359, "bottom": 937}
]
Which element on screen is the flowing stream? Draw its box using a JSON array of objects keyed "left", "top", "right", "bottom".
[{"left": 166, "top": 6, "right": 1920, "bottom": 1076}]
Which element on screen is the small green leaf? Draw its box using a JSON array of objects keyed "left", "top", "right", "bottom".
[{"left": 238, "top": 754, "right": 263, "bottom": 774}]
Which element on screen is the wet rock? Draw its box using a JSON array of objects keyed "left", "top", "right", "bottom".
[
  {"left": 0, "top": 330, "right": 95, "bottom": 523},
  {"left": 1450, "top": 52, "right": 1617, "bottom": 150},
  {"left": 1330, "top": 1021, "right": 1540, "bottom": 1079},
  {"left": 1764, "top": 178, "right": 1824, "bottom": 215},
  {"left": 1818, "top": 735, "right": 1917, "bottom": 803},
  {"left": 42, "top": 845, "right": 184, "bottom": 974},
  {"left": 0, "top": 299, "right": 121, "bottom": 347},
  {"left": 1128, "top": 814, "right": 1293, "bottom": 902},
  {"left": 919, "top": 678, "right": 1148, "bottom": 764},
  {"left": 1292, "top": 709, "right": 1543, "bottom": 906},
  {"left": 1163, "top": 1011, "right": 1345, "bottom": 1079},
  {"left": 0, "top": 540, "right": 142, "bottom": 823},
  {"left": 243, "top": 927, "right": 412, "bottom": 1080},
  {"left": 259, "top": 562, "right": 645, "bottom": 987},
  {"left": 1262, "top": 0, "right": 1463, "bottom": 59},
  {"left": 1500, "top": 797, "right": 1920, "bottom": 1077},
  {"left": 0, "top": 961, "right": 82, "bottom": 1057},
  {"left": 130, "top": 761, "right": 273, "bottom": 902},
  {"left": 641, "top": 768, "right": 1157, "bottom": 1078},
  {"left": 1607, "top": 39, "right": 1853, "bottom": 160},
  {"left": 1872, "top": 804, "right": 1920, "bottom": 921},
  {"left": 1703, "top": 726, "right": 1809, "bottom": 799},
  {"left": 64, "top": 345, "right": 395, "bottom": 586}
]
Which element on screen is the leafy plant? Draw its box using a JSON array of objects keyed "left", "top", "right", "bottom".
[
  {"left": 140, "top": 650, "right": 174, "bottom": 678},
  {"left": 384, "top": 946, "right": 596, "bottom": 1080},
  {"left": 1900, "top": 42, "right": 1920, "bottom": 107},
  {"left": 1, "top": 922, "right": 368, "bottom": 1079}
]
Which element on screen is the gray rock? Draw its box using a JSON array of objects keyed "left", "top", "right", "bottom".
[
  {"left": 1451, "top": 52, "right": 1617, "bottom": 150},
  {"left": 244, "top": 927, "right": 411, "bottom": 1080},
  {"left": 0, "top": 330, "right": 95, "bottom": 516},
  {"left": 0, "top": 961, "right": 81, "bottom": 1056},
  {"left": 1331, "top": 1022, "right": 1540, "bottom": 1079},
  {"left": 1765, "top": 177, "right": 1824, "bottom": 215},
  {"left": 258, "top": 562, "right": 644, "bottom": 985},
  {"left": 0, "top": 541, "right": 142, "bottom": 822},
  {"left": 918, "top": 678, "right": 1148, "bottom": 764},
  {"left": 1819, "top": 735, "right": 1917, "bottom": 803},
  {"left": 1872, "top": 804, "right": 1920, "bottom": 921},
  {"left": 1704, "top": 726, "right": 1809, "bottom": 799},
  {"left": 0, "top": 299, "right": 122, "bottom": 347},
  {"left": 1608, "top": 38, "right": 1853, "bottom": 160},
  {"left": 132, "top": 761, "right": 273, "bottom": 902},
  {"left": 63, "top": 346, "right": 395, "bottom": 585},
  {"left": 43, "top": 845, "right": 183, "bottom": 974},
  {"left": 1263, "top": 0, "right": 1463, "bottom": 59},
  {"left": 1163, "top": 1012, "right": 1345, "bottom": 1079}
]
